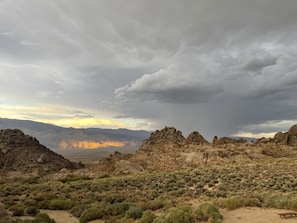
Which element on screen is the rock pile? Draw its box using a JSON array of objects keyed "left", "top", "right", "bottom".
[
  {"left": 0, "top": 129, "right": 83, "bottom": 176},
  {"left": 98, "top": 125, "right": 297, "bottom": 175}
]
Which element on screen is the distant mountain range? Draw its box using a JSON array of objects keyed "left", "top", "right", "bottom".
[{"left": 0, "top": 118, "right": 150, "bottom": 162}]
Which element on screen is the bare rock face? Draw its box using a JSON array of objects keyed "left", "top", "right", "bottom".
[
  {"left": 288, "top": 124, "right": 297, "bottom": 146},
  {"left": 141, "top": 127, "right": 185, "bottom": 146},
  {"left": 274, "top": 132, "right": 289, "bottom": 144},
  {"left": 212, "top": 136, "right": 246, "bottom": 145},
  {"left": 184, "top": 131, "right": 209, "bottom": 145},
  {"left": 97, "top": 125, "right": 297, "bottom": 175},
  {"left": 0, "top": 129, "right": 83, "bottom": 176}
]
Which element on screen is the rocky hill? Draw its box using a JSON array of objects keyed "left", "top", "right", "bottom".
[
  {"left": 0, "top": 129, "right": 83, "bottom": 177},
  {"left": 98, "top": 125, "right": 297, "bottom": 175}
]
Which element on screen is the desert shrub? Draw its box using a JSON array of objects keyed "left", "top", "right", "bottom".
[
  {"left": 104, "top": 202, "right": 131, "bottom": 216},
  {"left": 8, "top": 203, "right": 25, "bottom": 216},
  {"left": 48, "top": 199, "right": 74, "bottom": 210},
  {"left": 263, "top": 193, "right": 297, "bottom": 210},
  {"left": 154, "top": 206, "right": 193, "bottom": 223},
  {"left": 60, "top": 176, "right": 92, "bottom": 183},
  {"left": 0, "top": 179, "right": 6, "bottom": 185},
  {"left": 139, "top": 200, "right": 164, "bottom": 211},
  {"left": 22, "top": 177, "right": 39, "bottom": 184},
  {"left": 104, "top": 196, "right": 125, "bottom": 204},
  {"left": 242, "top": 197, "right": 262, "bottom": 207},
  {"left": 24, "top": 198, "right": 38, "bottom": 206},
  {"left": 70, "top": 204, "right": 90, "bottom": 218},
  {"left": 125, "top": 206, "right": 143, "bottom": 219},
  {"left": 140, "top": 210, "right": 156, "bottom": 223},
  {"left": 193, "top": 203, "right": 222, "bottom": 223},
  {"left": 32, "top": 213, "right": 56, "bottom": 223},
  {"left": 99, "top": 173, "right": 110, "bottom": 178},
  {"left": 80, "top": 207, "right": 105, "bottom": 223},
  {"left": 37, "top": 200, "right": 51, "bottom": 209},
  {"left": 224, "top": 196, "right": 243, "bottom": 210},
  {"left": 25, "top": 206, "right": 40, "bottom": 216}
]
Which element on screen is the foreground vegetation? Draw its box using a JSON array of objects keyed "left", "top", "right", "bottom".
[{"left": 1, "top": 157, "right": 297, "bottom": 222}]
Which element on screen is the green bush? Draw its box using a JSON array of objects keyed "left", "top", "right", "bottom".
[
  {"left": 140, "top": 210, "right": 156, "bottom": 223},
  {"left": 193, "top": 203, "right": 222, "bottom": 223},
  {"left": 104, "top": 202, "right": 131, "bottom": 216},
  {"left": 80, "top": 208, "right": 105, "bottom": 223},
  {"left": 263, "top": 193, "right": 297, "bottom": 210},
  {"left": 139, "top": 200, "right": 164, "bottom": 211},
  {"left": 26, "top": 206, "right": 40, "bottom": 216},
  {"left": 99, "top": 173, "right": 110, "bottom": 178},
  {"left": 60, "top": 176, "right": 92, "bottom": 183},
  {"left": 32, "top": 213, "right": 56, "bottom": 223},
  {"left": 154, "top": 206, "right": 193, "bottom": 223},
  {"left": 37, "top": 200, "right": 51, "bottom": 209},
  {"left": 8, "top": 203, "right": 25, "bottom": 216},
  {"left": 125, "top": 206, "right": 143, "bottom": 219},
  {"left": 48, "top": 199, "right": 74, "bottom": 210},
  {"left": 70, "top": 204, "right": 89, "bottom": 218}
]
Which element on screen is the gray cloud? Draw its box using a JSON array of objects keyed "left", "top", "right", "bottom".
[
  {"left": 1, "top": 0, "right": 297, "bottom": 138},
  {"left": 242, "top": 55, "right": 278, "bottom": 73}
]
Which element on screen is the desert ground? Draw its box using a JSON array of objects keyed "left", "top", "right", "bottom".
[{"left": 41, "top": 207, "right": 297, "bottom": 223}]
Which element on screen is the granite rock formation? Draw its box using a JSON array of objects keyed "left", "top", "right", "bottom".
[
  {"left": 98, "top": 125, "right": 297, "bottom": 175},
  {"left": 0, "top": 129, "right": 83, "bottom": 176}
]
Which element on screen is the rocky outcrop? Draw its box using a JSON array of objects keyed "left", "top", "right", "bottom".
[
  {"left": 288, "top": 124, "right": 297, "bottom": 146},
  {"left": 273, "top": 132, "right": 289, "bottom": 144},
  {"left": 184, "top": 131, "right": 209, "bottom": 145},
  {"left": 212, "top": 136, "right": 246, "bottom": 145},
  {"left": 0, "top": 129, "right": 83, "bottom": 176},
  {"left": 141, "top": 127, "right": 185, "bottom": 147},
  {"left": 271, "top": 124, "right": 297, "bottom": 146},
  {"left": 97, "top": 125, "right": 297, "bottom": 175}
]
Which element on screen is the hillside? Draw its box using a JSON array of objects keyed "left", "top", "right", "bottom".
[
  {"left": 0, "top": 129, "right": 83, "bottom": 177},
  {"left": 0, "top": 118, "right": 150, "bottom": 162},
  {"left": 97, "top": 125, "right": 297, "bottom": 175}
]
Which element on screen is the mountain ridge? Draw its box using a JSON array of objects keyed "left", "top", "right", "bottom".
[{"left": 0, "top": 118, "right": 150, "bottom": 151}]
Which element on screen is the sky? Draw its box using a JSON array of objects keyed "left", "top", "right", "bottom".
[{"left": 1, "top": 0, "right": 297, "bottom": 140}]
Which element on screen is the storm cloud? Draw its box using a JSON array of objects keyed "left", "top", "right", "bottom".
[{"left": 1, "top": 0, "right": 297, "bottom": 139}]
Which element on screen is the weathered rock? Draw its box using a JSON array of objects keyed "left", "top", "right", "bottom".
[
  {"left": 96, "top": 125, "right": 297, "bottom": 175},
  {"left": 288, "top": 124, "right": 297, "bottom": 146},
  {"left": 0, "top": 129, "right": 83, "bottom": 176},
  {"left": 185, "top": 131, "right": 209, "bottom": 145},
  {"left": 213, "top": 137, "right": 246, "bottom": 145},
  {"left": 274, "top": 132, "right": 289, "bottom": 144},
  {"left": 141, "top": 127, "right": 185, "bottom": 146}
]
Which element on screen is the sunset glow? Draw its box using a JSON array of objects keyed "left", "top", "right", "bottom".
[{"left": 59, "top": 140, "right": 127, "bottom": 149}]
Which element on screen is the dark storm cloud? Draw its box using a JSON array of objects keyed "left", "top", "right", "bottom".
[
  {"left": 242, "top": 55, "right": 278, "bottom": 73},
  {"left": 1, "top": 0, "right": 297, "bottom": 137}
]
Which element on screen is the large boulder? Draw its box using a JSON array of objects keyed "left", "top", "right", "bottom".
[
  {"left": 274, "top": 132, "right": 289, "bottom": 144},
  {"left": 288, "top": 124, "right": 297, "bottom": 146}
]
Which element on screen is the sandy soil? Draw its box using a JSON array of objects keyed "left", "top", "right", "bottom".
[
  {"left": 40, "top": 210, "right": 79, "bottom": 223},
  {"left": 41, "top": 207, "right": 297, "bottom": 223},
  {"left": 221, "top": 207, "right": 297, "bottom": 223}
]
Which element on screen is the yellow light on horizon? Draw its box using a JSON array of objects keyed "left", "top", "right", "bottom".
[{"left": 59, "top": 140, "right": 127, "bottom": 149}]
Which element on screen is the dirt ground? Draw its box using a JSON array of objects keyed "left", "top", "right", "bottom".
[
  {"left": 221, "top": 207, "right": 297, "bottom": 223},
  {"left": 41, "top": 207, "right": 297, "bottom": 223},
  {"left": 40, "top": 210, "right": 79, "bottom": 223}
]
